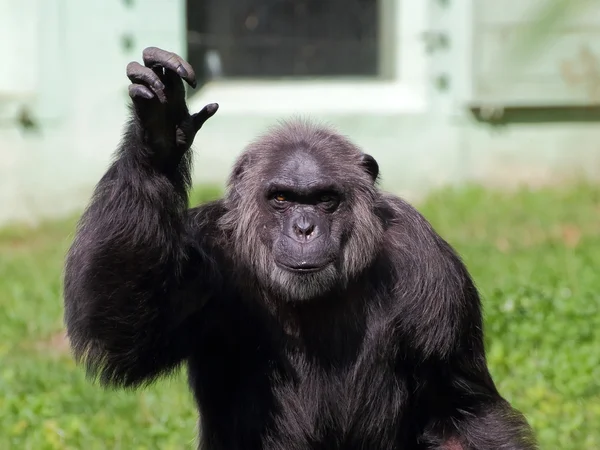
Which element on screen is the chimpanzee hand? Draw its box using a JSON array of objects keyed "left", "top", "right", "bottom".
[{"left": 126, "top": 47, "right": 218, "bottom": 158}]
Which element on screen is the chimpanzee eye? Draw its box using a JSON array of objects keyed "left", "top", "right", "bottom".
[
  {"left": 318, "top": 193, "right": 340, "bottom": 211},
  {"left": 274, "top": 193, "right": 287, "bottom": 202},
  {"left": 319, "top": 192, "right": 339, "bottom": 203}
]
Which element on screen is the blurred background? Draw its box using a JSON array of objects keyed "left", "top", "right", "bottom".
[{"left": 0, "top": 0, "right": 599, "bottom": 448}]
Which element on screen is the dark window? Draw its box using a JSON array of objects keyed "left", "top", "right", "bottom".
[{"left": 187, "top": 0, "right": 379, "bottom": 85}]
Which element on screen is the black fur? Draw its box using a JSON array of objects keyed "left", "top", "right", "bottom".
[{"left": 63, "top": 48, "right": 537, "bottom": 449}]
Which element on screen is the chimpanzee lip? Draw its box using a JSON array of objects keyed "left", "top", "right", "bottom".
[{"left": 276, "top": 260, "right": 332, "bottom": 274}]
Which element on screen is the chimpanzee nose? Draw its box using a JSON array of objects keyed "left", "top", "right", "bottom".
[{"left": 293, "top": 216, "right": 316, "bottom": 239}]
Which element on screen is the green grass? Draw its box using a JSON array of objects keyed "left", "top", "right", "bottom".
[{"left": 1, "top": 183, "right": 599, "bottom": 449}]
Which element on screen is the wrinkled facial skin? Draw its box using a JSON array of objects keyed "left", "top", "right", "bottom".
[
  {"left": 219, "top": 122, "right": 383, "bottom": 303},
  {"left": 259, "top": 152, "right": 348, "bottom": 300}
]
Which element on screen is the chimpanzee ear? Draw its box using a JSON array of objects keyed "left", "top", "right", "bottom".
[
  {"left": 226, "top": 153, "right": 252, "bottom": 203},
  {"left": 230, "top": 153, "right": 251, "bottom": 184},
  {"left": 360, "top": 153, "right": 379, "bottom": 183}
]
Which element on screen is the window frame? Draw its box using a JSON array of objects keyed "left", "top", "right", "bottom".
[{"left": 188, "top": 0, "right": 428, "bottom": 115}]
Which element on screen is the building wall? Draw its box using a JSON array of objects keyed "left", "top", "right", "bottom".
[
  {"left": 175, "top": 0, "right": 600, "bottom": 200},
  {"left": 1, "top": 0, "right": 599, "bottom": 226},
  {"left": 0, "top": 0, "right": 186, "bottom": 224}
]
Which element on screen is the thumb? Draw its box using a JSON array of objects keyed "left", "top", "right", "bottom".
[{"left": 192, "top": 103, "right": 219, "bottom": 131}]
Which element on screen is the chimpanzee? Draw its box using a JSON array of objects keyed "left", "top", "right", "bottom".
[{"left": 63, "top": 47, "right": 537, "bottom": 449}]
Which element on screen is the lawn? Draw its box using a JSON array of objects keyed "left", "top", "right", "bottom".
[{"left": 1, "top": 183, "right": 598, "bottom": 449}]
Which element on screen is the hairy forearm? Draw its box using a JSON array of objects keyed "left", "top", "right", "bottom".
[{"left": 63, "top": 120, "right": 195, "bottom": 387}]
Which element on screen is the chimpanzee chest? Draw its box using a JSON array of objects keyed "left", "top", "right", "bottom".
[
  {"left": 190, "top": 329, "right": 411, "bottom": 450},
  {"left": 262, "top": 352, "right": 410, "bottom": 449}
]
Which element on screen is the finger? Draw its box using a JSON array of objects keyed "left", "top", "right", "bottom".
[
  {"left": 142, "top": 47, "right": 197, "bottom": 88},
  {"left": 192, "top": 103, "right": 219, "bottom": 130},
  {"left": 162, "top": 68, "right": 186, "bottom": 100},
  {"left": 128, "top": 84, "right": 155, "bottom": 100},
  {"left": 126, "top": 62, "right": 167, "bottom": 103},
  {"left": 127, "top": 62, "right": 164, "bottom": 90}
]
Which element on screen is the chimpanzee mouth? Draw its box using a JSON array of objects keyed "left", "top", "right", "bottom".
[{"left": 275, "top": 260, "right": 332, "bottom": 274}]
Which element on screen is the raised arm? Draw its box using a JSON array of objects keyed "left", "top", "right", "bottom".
[{"left": 63, "top": 48, "right": 219, "bottom": 388}]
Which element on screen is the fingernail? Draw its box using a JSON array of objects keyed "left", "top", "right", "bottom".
[{"left": 177, "top": 65, "right": 188, "bottom": 78}]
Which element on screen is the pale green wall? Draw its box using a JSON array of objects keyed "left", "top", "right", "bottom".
[
  {"left": 0, "top": 0, "right": 186, "bottom": 224},
  {"left": 185, "top": 0, "right": 600, "bottom": 200},
  {"left": 1, "top": 0, "right": 600, "bottom": 226}
]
